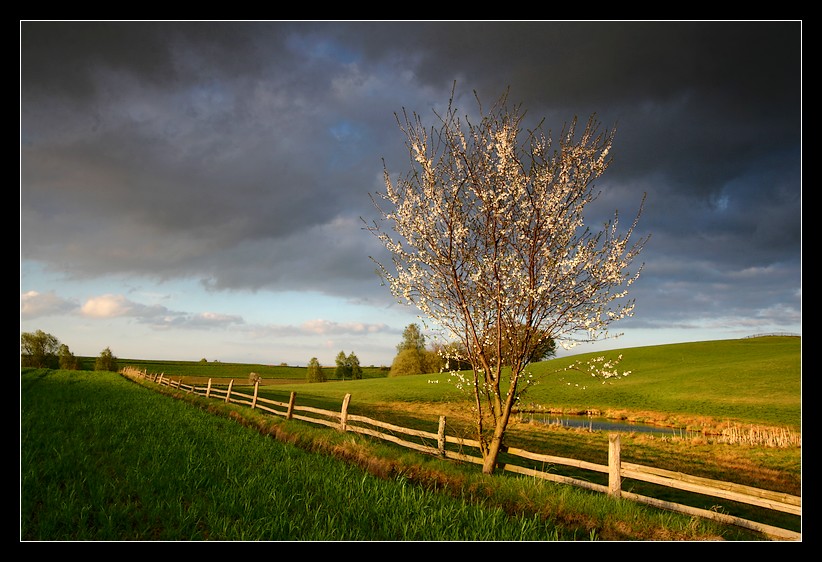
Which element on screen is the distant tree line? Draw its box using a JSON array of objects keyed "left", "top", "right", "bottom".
[
  {"left": 20, "top": 329, "right": 119, "bottom": 372},
  {"left": 304, "top": 350, "right": 364, "bottom": 383}
]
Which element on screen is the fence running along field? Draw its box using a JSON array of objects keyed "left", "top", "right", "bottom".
[{"left": 121, "top": 367, "right": 801, "bottom": 541}]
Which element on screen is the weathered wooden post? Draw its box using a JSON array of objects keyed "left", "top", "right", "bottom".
[
  {"left": 286, "top": 391, "right": 296, "bottom": 419},
  {"left": 608, "top": 433, "right": 622, "bottom": 498},
  {"left": 438, "top": 416, "right": 447, "bottom": 457},
  {"left": 225, "top": 379, "right": 234, "bottom": 403},
  {"left": 252, "top": 380, "right": 259, "bottom": 409},
  {"left": 206, "top": 378, "right": 212, "bottom": 398},
  {"left": 339, "top": 393, "right": 352, "bottom": 432}
]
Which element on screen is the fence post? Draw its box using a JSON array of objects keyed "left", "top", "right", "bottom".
[
  {"left": 206, "top": 378, "right": 212, "bottom": 398},
  {"left": 225, "top": 379, "right": 233, "bottom": 403},
  {"left": 286, "top": 391, "right": 296, "bottom": 420},
  {"left": 340, "top": 393, "right": 352, "bottom": 432},
  {"left": 252, "top": 380, "right": 259, "bottom": 409},
  {"left": 438, "top": 416, "right": 447, "bottom": 457},
  {"left": 608, "top": 433, "right": 622, "bottom": 498}
]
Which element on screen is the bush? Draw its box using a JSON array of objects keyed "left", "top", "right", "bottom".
[
  {"left": 94, "top": 347, "right": 118, "bottom": 372},
  {"left": 389, "top": 348, "right": 425, "bottom": 376}
]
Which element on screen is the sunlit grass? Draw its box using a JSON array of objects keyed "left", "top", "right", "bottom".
[
  {"left": 20, "top": 369, "right": 568, "bottom": 540},
  {"left": 258, "top": 337, "right": 800, "bottom": 431},
  {"left": 24, "top": 337, "right": 799, "bottom": 541},
  {"left": 21, "top": 369, "right": 758, "bottom": 541}
]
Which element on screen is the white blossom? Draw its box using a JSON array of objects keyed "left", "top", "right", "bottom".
[{"left": 364, "top": 88, "right": 647, "bottom": 473}]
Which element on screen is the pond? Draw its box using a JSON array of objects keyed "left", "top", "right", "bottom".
[{"left": 520, "top": 413, "right": 699, "bottom": 437}]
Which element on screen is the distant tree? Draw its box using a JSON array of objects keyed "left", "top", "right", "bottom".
[
  {"left": 347, "top": 351, "right": 363, "bottom": 380},
  {"left": 528, "top": 333, "right": 557, "bottom": 364},
  {"left": 58, "top": 344, "right": 81, "bottom": 370},
  {"left": 200, "top": 358, "right": 208, "bottom": 363},
  {"left": 335, "top": 350, "right": 351, "bottom": 380},
  {"left": 249, "top": 372, "right": 262, "bottom": 385},
  {"left": 429, "top": 341, "right": 472, "bottom": 372},
  {"left": 397, "top": 323, "right": 426, "bottom": 354},
  {"left": 94, "top": 347, "right": 118, "bottom": 372},
  {"left": 391, "top": 323, "right": 451, "bottom": 376},
  {"left": 306, "top": 357, "right": 325, "bottom": 382},
  {"left": 389, "top": 348, "right": 426, "bottom": 377},
  {"left": 485, "top": 326, "right": 557, "bottom": 366},
  {"left": 21, "top": 329, "right": 60, "bottom": 368},
  {"left": 334, "top": 350, "right": 364, "bottom": 380}
]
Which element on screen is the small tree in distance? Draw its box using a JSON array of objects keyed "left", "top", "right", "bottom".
[
  {"left": 397, "top": 323, "right": 426, "bottom": 354},
  {"left": 334, "top": 351, "right": 363, "bottom": 380},
  {"left": 389, "top": 322, "right": 444, "bottom": 376},
  {"left": 306, "top": 357, "right": 325, "bottom": 382},
  {"left": 94, "top": 347, "right": 118, "bottom": 372},
  {"left": 335, "top": 351, "right": 351, "bottom": 380},
  {"left": 347, "top": 352, "right": 363, "bottom": 380},
  {"left": 58, "top": 344, "right": 81, "bottom": 370},
  {"left": 366, "top": 86, "right": 647, "bottom": 474}
]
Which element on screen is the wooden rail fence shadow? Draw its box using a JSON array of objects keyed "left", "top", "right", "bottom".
[{"left": 121, "top": 367, "right": 801, "bottom": 541}]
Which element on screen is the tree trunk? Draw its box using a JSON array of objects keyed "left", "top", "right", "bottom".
[
  {"left": 480, "top": 407, "right": 513, "bottom": 474},
  {"left": 480, "top": 375, "right": 518, "bottom": 474},
  {"left": 481, "top": 435, "right": 504, "bottom": 474}
]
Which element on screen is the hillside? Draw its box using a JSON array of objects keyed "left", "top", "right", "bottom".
[{"left": 252, "top": 337, "right": 801, "bottom": 431}]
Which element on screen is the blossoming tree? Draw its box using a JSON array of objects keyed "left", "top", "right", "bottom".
[{"left": 366, "top": 88, "right": 648, "bottom": 474}]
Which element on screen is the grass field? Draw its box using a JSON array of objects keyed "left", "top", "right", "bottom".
[
  {"left": 112, "top": 358, "right": 388, "bottom": 382},
  {"left": 23, "top": 336, "right": 801, "bottom": 541},
  {"left": 173, "top": 336, "right": 797, "bottom": 432},
  {"left": 21, "top": 368, "right": 770, "bottom": 541}
]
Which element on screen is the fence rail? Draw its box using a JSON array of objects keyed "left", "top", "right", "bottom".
[{"left": 121, "top": 367, "right": 801, "bottom": 541}]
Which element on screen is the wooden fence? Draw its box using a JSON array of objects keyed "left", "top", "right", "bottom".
[{"left": 121, "top": 367, "right": 801, "bottom": 541}]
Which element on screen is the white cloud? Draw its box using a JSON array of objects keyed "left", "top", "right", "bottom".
[
  {"left": 300, "top": 318, "right": 390, "bottom": 335},
  {"left": 81, "top": 294, "right": 133, "bottom": 318},
  {"left": 20, "top": 290, "right": 76, "bottom": 319}
]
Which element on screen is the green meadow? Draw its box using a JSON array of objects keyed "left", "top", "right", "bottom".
[
  {"left": 22, "top": 336, "right": 801, "bottom": 540},
  {"left": 225, "top": 336, "right": 800, "bottom": 432}
]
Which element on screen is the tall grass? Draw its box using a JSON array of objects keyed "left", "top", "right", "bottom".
[
  {"left": 20, "top": 369, "right": 574, "bottom": 540},
  {"left": 22, "top": 369, "right": 758, "bottom": 541}
]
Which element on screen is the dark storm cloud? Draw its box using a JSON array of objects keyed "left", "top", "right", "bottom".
[{"left": 20, "top": 21, "right": 802, "bottom": 331}]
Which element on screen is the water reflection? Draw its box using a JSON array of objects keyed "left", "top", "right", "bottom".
[{"left": 521, "top": 413, "right": 698, "bottom": 437}]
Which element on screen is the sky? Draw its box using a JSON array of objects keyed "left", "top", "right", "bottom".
[{"left": 20, "top": 21, "right": 802, "bottom": 367}]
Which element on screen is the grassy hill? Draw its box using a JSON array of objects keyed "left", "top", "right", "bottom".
[
  {"left": 245, "top": 336, "right": 801, "bottom": 431},
  {"left": 523, "top": 336, "right": 801, "bottom": 429},
  {"left": 108, "top": 336, "right": 799, "bottom": 430}
]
